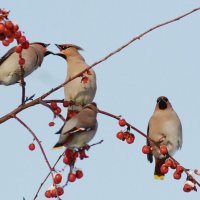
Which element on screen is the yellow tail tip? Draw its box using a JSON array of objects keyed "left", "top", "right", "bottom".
[
  {"left": 154, "top": 175, "right": 165, "bottom": 180},
  {"left": 52, "top": 146, "right": 63, "bottom": 150}
]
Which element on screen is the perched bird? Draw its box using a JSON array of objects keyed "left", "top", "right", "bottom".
[
  {"left": 55, "top": 44, "right": 97, "bottom": 116},
  {"left": 53, "top": 102, "right": 98, "bottom": 149},
  {"left": 0, "top": 42, "right": 53, "bottom": 85},
  {"left": 147, "top": 96, "right": 182, "bottom": 180}
]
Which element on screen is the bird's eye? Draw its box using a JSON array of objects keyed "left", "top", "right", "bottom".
[
  {"left": 163, "top": 97, "right": 168, "bottom": 102},
  {"left": 157, "top": 97, "right": 161, "bottom": 103},
  {"left": 61, "top": 46, "right": 70, "bottom": 50}
]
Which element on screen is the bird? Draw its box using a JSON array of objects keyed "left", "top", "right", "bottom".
[
  {"left": 0, "top": 42, "right": 53, "bottom": 85},
  {"left": 53, "top": 102, "right": 98, "bottom": 149},
  {"left": 147, "top": 96, "right": 182, "bottom": 180},
  {"left": 55, "top": 43, "right": 97, "bottom": 119}
]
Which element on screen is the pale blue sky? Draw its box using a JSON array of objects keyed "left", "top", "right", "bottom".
[{"left": 0, "top": 1, "right": 200, "bottom": 199}]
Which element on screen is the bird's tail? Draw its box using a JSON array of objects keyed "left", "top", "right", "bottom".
[
  {"left": 154, "top": 158, "right": 166, "bottom": 180},
  {"left": 52, "top": 142, "right": 64, "bottom": 150}
]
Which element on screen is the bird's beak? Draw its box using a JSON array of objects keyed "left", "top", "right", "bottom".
[
  {"left": 55, "top": 53, "right": 67, "bottom": 59},
  {"left": 55, "top": 44, "right": 62, "bottom": 50},
  {"left": 44, "top": 43, "right": 50, "bottom": 47},
  {"left": 44, "top": 51, "right": 55, "bottom": 57}
]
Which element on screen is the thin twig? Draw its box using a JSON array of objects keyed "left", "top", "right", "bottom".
[
  {"left": 13, "top": 116, "right": 55, "bottom": 180},
  {"left": 1, "top": 7, "right": 200, "bottom": 124},
  {"left": 33, "top": 151, "right": 65, "bottom": 200},
  {"left": 40, "top": 100, "right": 65, "bottom": 122}
]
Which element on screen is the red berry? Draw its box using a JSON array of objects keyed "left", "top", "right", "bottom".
[
  {"left": 74, "top": 151, "right": 79, "bottom": 158},
  {"left": 183, "top": 184, "right": 192, "bottom": 192},
  {"left": 13, "top": 24, "right": 19, "bottom": 32},
  {"left": 29, "top": 143, "right": 35, "bottom": 151},
  {"left": 50, "top": 102, "right": 57, "bottom": 110},
  {"left": 50, "top": 188, "right": 57, "bottom": 197},
  {"left": 54, "top": 107, "right": 62, "bottom": 114},
  {"left": 54, "top": 173, "right": 62, "bottom": 184},
  {"left": 67, "top": 110, "right": 78, "bottom": 119},
  {"left": 79, "top": 149, "right": 88, "bottom": 160},
  {"left": 15, "top": 45, "right": 23, "bottom": 53},
  {"left": 5, "top": 20, "right": 13, "bottom": 30},
  {"left": 176, "top": 165, "right": 184, "bottom": 174},
  {"left": 142, "top": 145, "right": 151, "bottom": 154},
  {"left": 19, "top": 57, "right": 25, "bottom": 65},
  {"left": 81, "top": 76, "right": 89, "bottom": 84},
  {"left": 0, "top": 23, "right": 5, "bottom": 33},
  {"left": 116, "top": 131, "right": 124, "bottom": 140},
  {"left": 2, "top": 39, "right": 9, "bottom": 46},
  {"left": 76, "top": 170, "right": 83, "bottom": 179},
  {"left": 14, "top": 31, "right": 22, "bottom": 39},
  {"left": 68, "top": 172, "right": 76, "bottom": 182},
  {"left": 22, "top": 40, "right": 29, "bottom": 49},
  {"left": 173, "top": 172, "right": 181, "bottom": 180},
  {"left": 65, "top": 148, "right": 74, "bottom": 157},
  {"left": 126, "top": 133, "right": 135, "bottom": 144},
  {"left": 48, "top": 121, "right": 55, "bottom": 127},
  {"left": 18, "top": 36, "right": 26, "bottom": 44},
  {"left": 194, "top": 169, "right": 200, "bottom": 175},
  {"left": 159, "top": 145, "right": 168, "bottom": 155},
  {"left": 118, "top": 118, "right": 126, "bottom": 127},
  {"left": 165, "top": 158, "right": 173, "bottom": 167},
  {"left": 0, "top": 33, "right": 6, "bottom": 41},
  {"left": 160, "top": 164, "right": 168, "bottom": 174},
  {"left": 7, "top": 36, "right": 14, "bottom": 43},
  {"left": 63, "top": 101, "right": 69, "bottom": 107},
  {"left": 57, "top": 187, "right": 64, "bottom": 196},
  {"left": 63, "top": 156, "right": 71, "bottom": 165},
  {"left": 44, "top": 190, "right": 51, "bottom": 198},
  {"left": 170, "top": 161, "right": 177, "bottom": 169}
]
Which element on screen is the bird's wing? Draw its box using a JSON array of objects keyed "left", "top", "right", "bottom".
[
  {"left": 63, "top": 127, "right": 92, "bottom": 136},
  {"left": 54, "top": 123, "right": 65, "bottom": 134},
  {"left": 0, "top": 47, "right": 16, "bottom": 65},
  {"left": 33, "top": 47, "right": 43, "bottom": 66},
  {"left": 147, "top": 124, "right": 153, "bottom": 163}
]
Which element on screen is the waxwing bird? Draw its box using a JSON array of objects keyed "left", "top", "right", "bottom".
[
  {"left": 55, "top": 44, "right": 97, "bottom": 116},
  {"left": 147, "top": 96, "right": 182, "bottom": 180},
  {"left": 0, "top": 42, "right": 53, "bottom": 85},
  {"left": 53, "top": 102, "right": 98, "bottom": 149}
]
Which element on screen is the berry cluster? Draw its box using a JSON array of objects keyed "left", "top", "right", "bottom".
[
  {"left": 0, "top": 8, "right": 29, "bottom": 78},
  {"left": 116, "top": 118, "right": 135, "bottom": 144},
  {"left": 68, "top": 168, "right": 84, "bottom": 182},
  {"left": 142, "top": 144, "right": 198, "bottom": 192},
  {"left": 50, "top": 102, "right": 62, "bottom": 115},
  {"left": 142, "top": 145, "right": 168, "bottom": 155},
  {"left": 44, "top": 148, "right": 86, "bottom": 198},
  {"left": 63, "top": 148, "right": 89, "bottom": 166},
  {"left": 183, "top": 180, "right": 197, "bottom": 192},
  {"left": 48, "top": 101, "right": 74, "bottom": 126},
  {"left": 45, "top": 173, "right": 64, "bottom": 198},
  {"left": 45, "top": 186, "right": 64, "bottom": 198},
  {"left": 66, "top": 110, "right": 79, "bottom": 120},
  {"left": 116, "top": 131, "right": 135, "bottom": 144},
  {"left": 0, "top": 9, "right": 29, "bottom": 49}
]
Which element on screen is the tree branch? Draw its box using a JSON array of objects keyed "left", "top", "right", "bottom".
[{"left": 1, "top": 7, "right": 200, "bottom": 124}]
